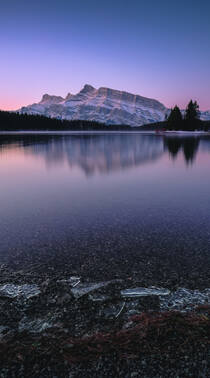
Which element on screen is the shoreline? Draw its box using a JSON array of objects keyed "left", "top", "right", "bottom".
[
  {"left": 0, "top": 129, "right": 210, "bottom": 136},
  {"left": 0, "top": 130, "right": 155, "bottom": 135}
]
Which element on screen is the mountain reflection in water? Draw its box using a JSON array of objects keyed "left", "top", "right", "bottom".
[
  {"left": 0, "top": 134, "right": 210, "bottom": 175},
  {"left": 0, "top": 134, "right": 164, "bottom": 175}
]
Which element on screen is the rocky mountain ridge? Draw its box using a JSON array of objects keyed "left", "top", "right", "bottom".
[{"left": 18, "top": 84, "right": 210, "bottom": 126}]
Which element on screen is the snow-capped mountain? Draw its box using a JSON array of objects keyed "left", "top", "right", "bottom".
[
  {"left": 18, "top": 84, "right": 210, "bottom": 126},
  {"left": 18, "top": 85, "right": 167, "bottom": 126},
  {"left": 200, "top": 110, "right": 210, "bottom": 121}
]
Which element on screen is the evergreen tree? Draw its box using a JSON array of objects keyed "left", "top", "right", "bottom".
[
  {"left": 185, "top": 100, "right": 200, "bottom": 123},
  {"left": 167, "top": 105, "right": 183, "bottom": 129}
]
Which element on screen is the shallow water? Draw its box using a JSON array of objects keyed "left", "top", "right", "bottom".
[{"left": 0, "top": 133, "right": 210, "bottom": 287}]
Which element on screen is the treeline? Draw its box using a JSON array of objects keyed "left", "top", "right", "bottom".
[
  {"left": 166, "top": 100, "right": 210, "bottom": 131},
  {"left": 0, "top": 111, "right": 132, "bottom": 131},
  {"left": 0, "top": 109, "right": 209, "bottom": 131}
]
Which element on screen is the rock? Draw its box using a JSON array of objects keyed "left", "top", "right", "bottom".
[
  {"left": 98, "top": 302, "right": 125, "bottom": 319},
  {"left": 58, "top": 276, "right": 81, "bottom": 287},
  {"left": 0, "top": 326, "right": 9, "bottom": 340},
  {"left": 0, "top": 284, "right": 40, "bottom": 299},
  {"left": 121, "top": 287, "right": 170, "bottom": 298},
  {"left": 41, "top": 279, "right": 51, "bottom": 289},
  {"left": 160, "top": 287, "right": 210, "bottom": 311},
  {"left": 88, "top": 294, "right": 110, "bottom": 302},
  {"left": 56, "top": 293, "right": 72, "bottom": 305},
  {"left": 18, "top": 317, "right": 53, "bottom": 333},
  {"left": 71, "top": 280, "right": 119, "bottom": 299}
]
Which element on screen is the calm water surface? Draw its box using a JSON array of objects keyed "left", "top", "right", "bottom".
[{"left": 0, "top": 133, "right": 210, "bottom": 285}]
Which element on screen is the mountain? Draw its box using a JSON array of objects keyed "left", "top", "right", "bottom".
[
  {"left": 18, "top": 85, "right": 210, "bottom": 126},
  {"left": 18, "top": 85, "right": 167, "bottom": 126},
  {"left": 200, "top": 110, "right": 210, "bottom": 121}
]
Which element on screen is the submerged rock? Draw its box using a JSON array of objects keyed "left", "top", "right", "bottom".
[
  {"left": 58, "top": 276, "right": 81, "bottom": 287},
  {"left": 0, "top": 325, "right": 9, "bottom": 340},
  {"left": 18, "top": 317, "right": 52, "bottom": 333},
  {"left": 0, "top": 284, "right": 40, "bottom": 299},
  {"left": 160, "top": 288, "right": 210, "bottom": 311},
  {"left": 121, "top": 287, "right": 170, "bottom": 298},
  {"left": 97, "top": 301, "right": 126, "bottom": 319},
  {"left": 71, "top": 280, "right": 118, "bottom": 299},
  {"left": 88, "top": 293, "right": 110, "bottom": 302}
]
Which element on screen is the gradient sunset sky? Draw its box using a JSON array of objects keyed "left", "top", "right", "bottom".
[{"left": 1, "top": 0, "right": 210, "bottom": 111}]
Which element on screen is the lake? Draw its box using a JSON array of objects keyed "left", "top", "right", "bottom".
[{"left": 0, "top": 133, "right": 210, "bottom": 288}]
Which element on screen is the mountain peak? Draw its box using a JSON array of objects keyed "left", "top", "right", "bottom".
[
  {"left": 40, "top": 94, "right": 51, "bottom": 102},
  {"left": 65, "top": 93, "right": 72, "bottom": 101},
  {"left": 80, "top": 84, "right": 96, "bottom": 93},
  {"left": 40, "top": 94, "right": 64, "bottom": 104}
]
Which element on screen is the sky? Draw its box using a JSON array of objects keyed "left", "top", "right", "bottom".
[{"left": 1, "top": 0, "right": 210, "bottom": 110}]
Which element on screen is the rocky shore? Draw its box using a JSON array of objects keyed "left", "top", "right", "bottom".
[{"left": 0, "top": 266, "right": 209, "bottom": 377}]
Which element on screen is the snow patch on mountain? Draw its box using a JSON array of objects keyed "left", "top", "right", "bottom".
[{"left": 200, "top": 110, "right": 210, "bottom": 121}]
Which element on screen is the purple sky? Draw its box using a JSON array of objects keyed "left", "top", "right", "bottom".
[{"left": 1, "top": 0, "right": 210, "bottom": 111}]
